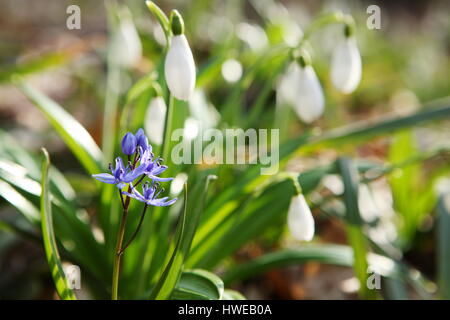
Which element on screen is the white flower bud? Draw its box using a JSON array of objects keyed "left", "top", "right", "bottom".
[
  {"left": 164, "top": 35, "right": 196, "bottom": 101},
  {"left": 287, "top": 194, "right": 315, "bottom": 241},
  {"left": 293, "top": 65, "right": 325, "bottom": 123},
  {"left": 144, "top": 96, "right": 166, "bottom": 145},
  {"left": 330, "top": 37, "right": 362, "bottom": 94}
]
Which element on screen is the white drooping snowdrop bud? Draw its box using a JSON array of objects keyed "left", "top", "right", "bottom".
[
  {"left": 276, "top": 62, "right": 298, "bottom": 108},
  {"left": 287, "top": 193, "right": 315, "bottom": 241},
  {"left": 144, "top": 96, "right": 166, "bottom": 145},
  {"left": 330, "top": 34, "right": 362, "bottom": 94},
  {"left": 293, "top": 62, "right": 325, "bottom": 124},
  {"left": 110, "top": 10, "right": 142, "bottom": 68},
  {"left": 164, "top": 10, "right": 196, "bottom": 101}
]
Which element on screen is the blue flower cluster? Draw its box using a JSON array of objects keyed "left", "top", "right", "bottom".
[{"left": 92, "top": 129, "right": 176, "bottom": 207}]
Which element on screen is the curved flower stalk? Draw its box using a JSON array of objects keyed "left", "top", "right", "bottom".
[
  {"left": 92, "top": 129, "right": 175, "bottom": 299},
  {"left": 330, "top": 25, "right": 362, "bottom": 94},
  {"left": 164, "top": 11, "right": 196, "bottom": 101}
]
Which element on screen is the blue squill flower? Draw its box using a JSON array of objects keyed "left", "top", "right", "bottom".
[
  {"left": 135, "top": 128, "right": 150, "bottom": 152},
  {"left": 122, "top": 182, "right": 177, "bottom": 207},
  {"left": 92, "top": 157, "right": 146, "bottom": 189},
  {"left": 140, "top": 149, "right": 172, "bottom": 182},
  {"left": 121, "top": 132, "right": 137, "bottom": 155}
]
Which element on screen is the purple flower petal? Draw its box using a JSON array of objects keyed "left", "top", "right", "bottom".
[
  {"left": 92, "top": 173, "right": 116, "bottom": 184},
  {"left": 121, "top": 132, "right": 137, "bottom": 155}
]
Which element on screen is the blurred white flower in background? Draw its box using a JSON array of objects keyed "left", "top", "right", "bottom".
[
  {"left": 189, "top": 90, "right": 220, "bottom": 129},
  {"left": 287, "top": 194, "right": 315, "bottom": 241},
  {"left": 330, "top": 37, "right": 362, "bottom": 93},
  {"left": 277, "top": 62, "right": 325, "bottom": 123},
  {"left": 110, "top": 10, "right": 142, "bottom": 68},
  {"left": 221, "top": 58, "right": 243, "bottom": 83},
  {"left": 144, "top": 96, "right": 166, "bottom": 145},
  {"left": 358, "top": 184, "right": 380, "bottom": 223},
  {"left": 165, "top": 34, "right": 196, "bottom": 100},
  {"left": 170, "top": 172, "right": 188, "bottom": 196},
  {"left": 236, "top": 22, "right": 268, "bottom": 51},
  {"left": 276, "top": 62, "right": 298, "bottom": 107},
  {"left": 183, "top": 117, "right": 200, "bottom": 141}
]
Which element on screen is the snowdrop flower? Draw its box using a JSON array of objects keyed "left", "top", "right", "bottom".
[
  {"left": 330, "top": 26, "right": 362, "bottom": 94},
  {"left": 292, "top": 55, "right": 325, "bottom": 123},
  {"left": 287, "top": 193, "right": 315, "bottom": 241},
  {"left": 164, "top": 10, "right": 196, "bottom": 101},
  {"left": 110, "top": 10, "right": 142, "bottom": 68},
  {"left": 277, "top": 55, "right": 325, "bottom": 123},
  {"left": 276, "top": 62, "right": 298, "bottom": 107},
  {"left": 358, "top": 184, "right": 379, "bottom": 223},
  {"left": 145, "top": 96, "right": 166, "bottom": 145}
]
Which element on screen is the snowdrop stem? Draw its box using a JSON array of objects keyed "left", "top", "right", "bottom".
[
  {"left": 300, "top": 11, "right": 354, "bottom": 45},
  {"left": 161, "top": 93, "right": 175, "bottom": 165},
  {"left": 289, "top": 173, "right": 303, "bottom": 196}
]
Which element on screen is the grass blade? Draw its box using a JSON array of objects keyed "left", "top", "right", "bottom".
[
  {"left": 40, "top": 149, "right": 77, "bottom": 300},
  {"left": 223, "top": 244, "right": 353, "bottom": 285},
  {"left": 222, "top": 289, "right": 246, "bottom": 300},
  {"left": 15, "top": 80, "right": 103, "bottom": 175},
  {"left": 149, "top": 186, "right": 188, "bottom": 299},
  {"left": 171, "top": 269, "right": 224, "bottom": 300},
  {"left": 338, "top": 157, "right": 375, "bottom": 299},
  {"left": 145, "top": 1, "right": 170, "bottom": 39},
  {"left": 438, "top": 193, "right": 450, "bottom": 299}
]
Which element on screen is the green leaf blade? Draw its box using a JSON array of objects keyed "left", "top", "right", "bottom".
[
  {"left": 40, "top": 149, "right": 77, "bottom": 300},
  {"left": 16, "top": 80, "right": 103, "bottom": 175}
]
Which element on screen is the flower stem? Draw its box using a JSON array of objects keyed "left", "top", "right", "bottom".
[
  {"left": 111, "top": 187, "right": 133, "bottom": 300},
  {"left": 301, "top": 11, "right": 353, "bottom": 44},
  {"left": 111, "top": 208, "right": 128, "bottom": 300},
  {"left": 118, "top": 204, "right": 148, "bottom": 255},
  {"left": 161, "top": 93, "right": 174, "bottom": 164}
]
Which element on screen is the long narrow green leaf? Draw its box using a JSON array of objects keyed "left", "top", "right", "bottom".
[
  {"left": 307, "top": 97, "right": 450, "bottom": 151},
  {"left": 0, "top": 180, "right": 40, "bottom": 225},
  {"left": 438, "top": 193, "right": 450, "bottom": 299},
  {"left": 40, "top": 149, "right": 77, "bottom": 300},
  {"left": 171, "top": 269, "right": 224, "bottom": 300},
  {"left": 143, "top": 174, "right": 216, "bottom": 289},
  {"left": 0, "top": 51, "right": 73, "bottom": 84},
  {"left": 222, "top": 289, "right": 246, "bottom": 300},
  {"left": 149, "top": 186, "right": 188, "bottom": 299},
  {"left": 338, "top": 157, "right": 375, "bottom": 300},
  {"left": 223, "top": 244, "right": 353, "bottom": 284},
  {"left": 15, "top": 80, "right": 103, "bottom": 175},
  {"left": 145, "top": 1, "right": 170, "bottom": 39},
  {"left": 222, "top": 244, "right": 412, "bottom": 290}
]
